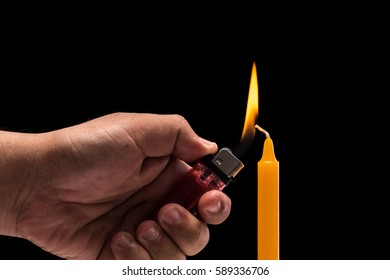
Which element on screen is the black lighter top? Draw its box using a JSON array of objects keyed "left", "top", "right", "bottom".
[{"left": 201, "top": 147, "right": 244, "bottom": 185}]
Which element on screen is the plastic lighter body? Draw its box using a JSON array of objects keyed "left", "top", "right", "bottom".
[{"left": 154, "top": 148, "right": 244, "bottom": 217}]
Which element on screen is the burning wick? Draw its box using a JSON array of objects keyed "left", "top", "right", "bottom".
[{"left": 255, "top": 124, "right": 270, "bottom": 138}]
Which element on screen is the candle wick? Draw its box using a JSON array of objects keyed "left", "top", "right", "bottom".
[{"left": 255, "top": 124, "right": 270, "bottom": 138}]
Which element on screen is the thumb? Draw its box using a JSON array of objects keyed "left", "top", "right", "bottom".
[{"left": 118, "top": 113, "right": 218, "bottom": 162}]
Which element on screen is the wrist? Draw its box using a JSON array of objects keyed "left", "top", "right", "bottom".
[{"left": 0, "top": 130, "right": 44, "bottom": 237}]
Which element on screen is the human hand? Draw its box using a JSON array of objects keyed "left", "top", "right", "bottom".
[{"left": 0, "top": 113, "right": 231, "bottom": 259}]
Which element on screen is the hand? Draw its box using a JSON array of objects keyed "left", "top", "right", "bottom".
[{"left": 0, "top": 113, "right": 232, "bottom": 259}]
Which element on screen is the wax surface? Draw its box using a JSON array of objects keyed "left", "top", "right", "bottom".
[{"left": 257, "top": 137, "right": 279, "bottom": 260}]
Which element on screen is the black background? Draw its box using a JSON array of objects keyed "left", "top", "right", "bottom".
[{"left": 0, "top": 7, "right": 388, "bottom": 260}]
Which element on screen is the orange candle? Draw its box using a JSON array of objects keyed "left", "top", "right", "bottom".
[{"left": 256, "top": 125, "right": 279, "bottom": 260}]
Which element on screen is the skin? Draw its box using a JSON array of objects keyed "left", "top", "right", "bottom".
[{"left": 0, "top": 113, "right": 232, "bottom": 260}]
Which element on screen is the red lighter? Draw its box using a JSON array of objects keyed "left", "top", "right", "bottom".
[{"left": 151, "top": 147, "right": 244, "bottom": 218}]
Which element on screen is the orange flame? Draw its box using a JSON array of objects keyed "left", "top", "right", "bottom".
[{"left": 240, "top": 61, "right": 259, "bottom": 146}]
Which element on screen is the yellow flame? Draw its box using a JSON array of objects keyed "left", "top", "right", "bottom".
[{"left": 240, "top": 61, "right": 259, "bottom": 143}]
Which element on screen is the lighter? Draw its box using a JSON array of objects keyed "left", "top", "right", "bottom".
[{"left": 151, "top": 147, "right": 244, "bottom": 218}]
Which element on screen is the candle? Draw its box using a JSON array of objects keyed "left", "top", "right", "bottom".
[
  {"left": 237, "top": 62, "right": 279, "bottom": 259},
  {"left": 256, "top": 125, "right": 279, "bottom": 260}
]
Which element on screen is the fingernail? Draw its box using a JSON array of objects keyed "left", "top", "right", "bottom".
[
  {"left": 199, "top": 137, "right": 217, "bottom": 148},
  {"left": 207, "top": 200, "right": 222, "bottom": 214},
  {"left": 162, "top": 209, "right": 181, "bottom": 225},
  {"left": 141, "top": 226, "right": 160, "bottom": 241},
  {"left": 116, "top": 234, "right": 133, "bottom": 249}
]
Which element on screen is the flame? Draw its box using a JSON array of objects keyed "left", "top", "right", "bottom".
[{"left": 240, "top": 61, "right": 259, "bottom": 146}]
